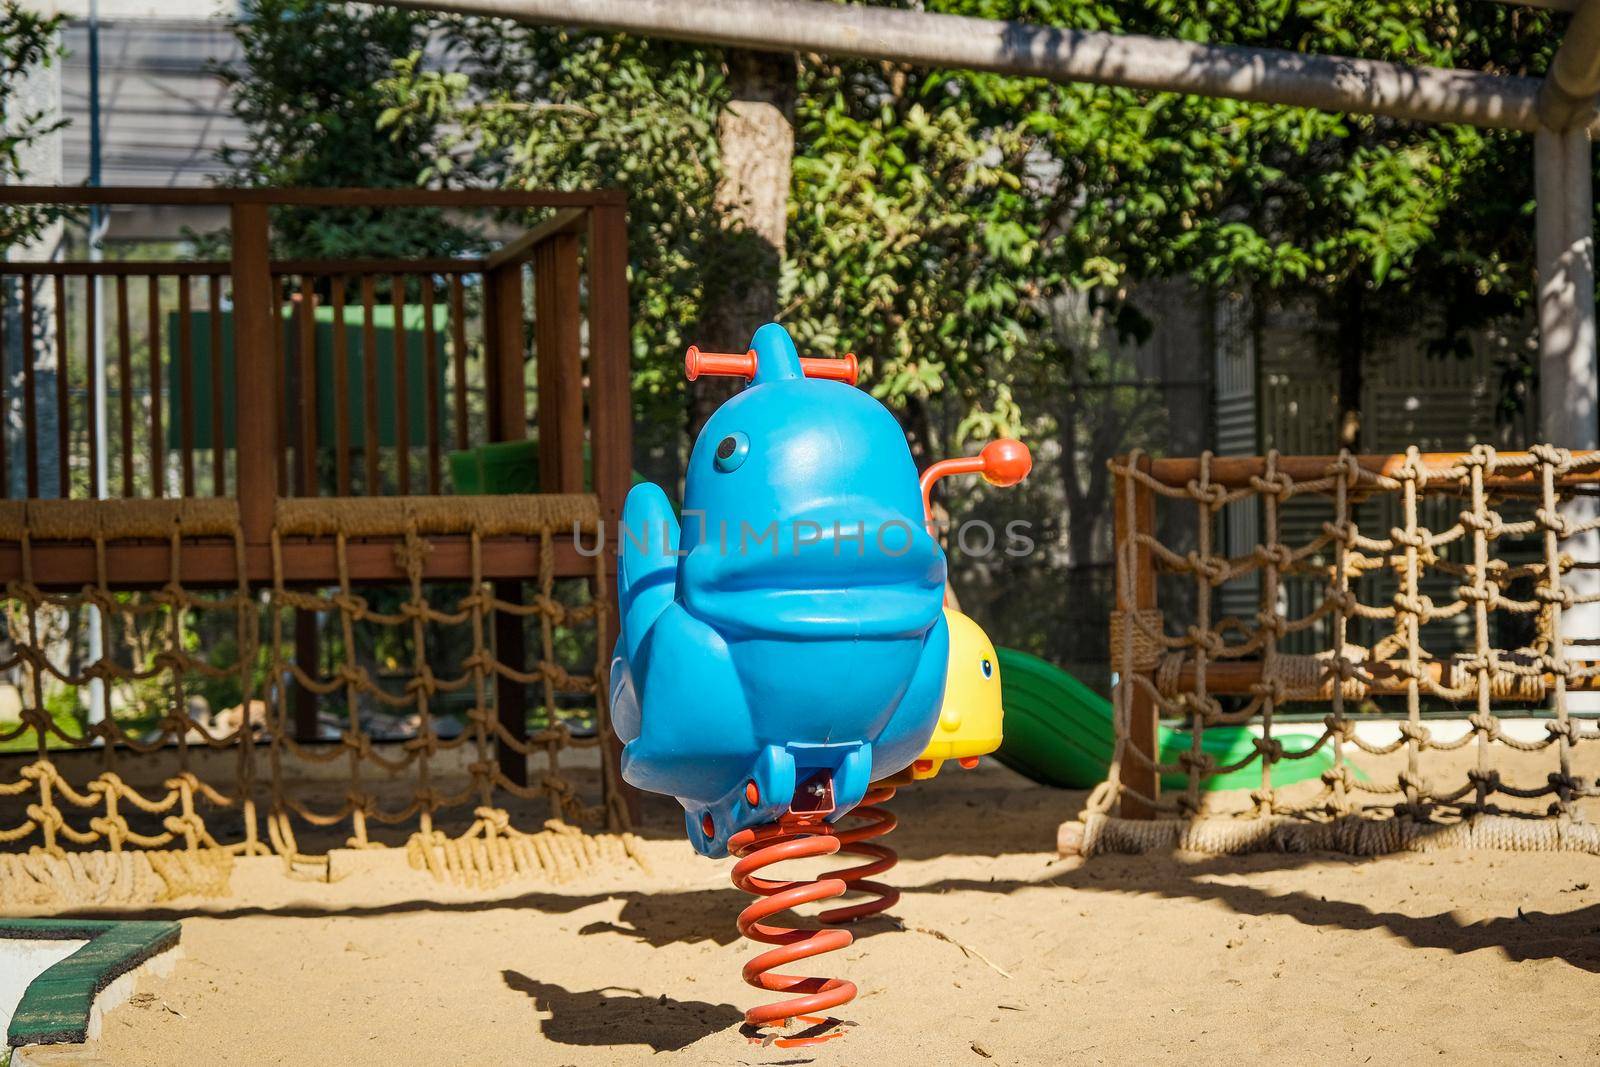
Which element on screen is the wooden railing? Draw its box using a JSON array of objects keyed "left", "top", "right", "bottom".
[
  {"left": 0, "top": 187, "right": 633, "bottom": 549},
  {"left": 0, "top": 188, "right": 633, "bottom": 804}
]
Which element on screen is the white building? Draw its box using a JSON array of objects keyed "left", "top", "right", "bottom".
[{"left": 28, "top": 0, "right": 244, "bottom": 239}]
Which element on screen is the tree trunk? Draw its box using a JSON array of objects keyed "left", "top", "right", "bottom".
[{"left": 690, "top": 50, "right": 796, "bottom": 438}]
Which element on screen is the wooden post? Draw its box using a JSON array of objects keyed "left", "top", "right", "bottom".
[
  {"left": 587, "top": 203, "right": 640, "bottom": 825},
  {"left": 231, "top": 204, "right": 278, "bottom": 545},
  {"left": 484, "top": 261, "right": 528, "bottom": 444},
  {"left": 294, "top": 609, "right": 319, "bottom": 740},
  {"left": 587, "top": 205, "right": 632, "bottom": 536},
  {"left": 533, "top": 232, "right": 585, "bottom": 493},
  {"left": 483, "top": 259, "right": 529, "bottom": 788},
  {"left": 1116, "top": 453, "right": 1159, "bottom": 819}
]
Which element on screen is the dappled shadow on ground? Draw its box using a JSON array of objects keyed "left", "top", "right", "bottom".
[
  {"left": 50, "top": 751, "right": 1600, "bottom": 978},
  {"left": 1047, "top": 853, "right": 1600, "bottom": 974},
  {"left": 501, "top": 970, "right": 741, "bottom": 1052},
  {"left": 67, "top": 845, "right": 1600, "bottom": 974}
]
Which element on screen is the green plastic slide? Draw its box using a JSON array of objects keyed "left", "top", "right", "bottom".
[{"left": 993, "top": 647, "right": 1337, "bottom": 791}]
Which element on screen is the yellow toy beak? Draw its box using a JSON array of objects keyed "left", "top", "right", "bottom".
[{"left": 908, "top": 608, "right": 1004, "bottom": 781}]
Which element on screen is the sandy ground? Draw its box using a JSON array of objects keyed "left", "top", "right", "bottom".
[{"left": 12, "top": 757, "right": 1600, "bottom": 1066}]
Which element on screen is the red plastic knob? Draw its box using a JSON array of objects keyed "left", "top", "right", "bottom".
[{"left": 980, "top": 439, "right": 1032, "bottom": 487}]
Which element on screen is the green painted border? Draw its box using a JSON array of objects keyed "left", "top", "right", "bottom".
[{"left": 3, "top": 918, "right": 181, "bottom": 1047}]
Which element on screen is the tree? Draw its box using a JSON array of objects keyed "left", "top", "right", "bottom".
[
  {"left": 381, "top": 26, "right": 729, "bottom": 482},
  {"left": 217, "top": 0, "right": 465, "bottom": 259},
  {"left": 996, "top": 0, "right": 1556, "bottom": 445},
  {"left": 1, "top": 2, "right": 66, "bottom": 250},
  {"left": 250, "top": 0, "right": 1574, "bottom": 668},
  {"left": 381, "top": 2, "right": 1561, "bottom": 466}
]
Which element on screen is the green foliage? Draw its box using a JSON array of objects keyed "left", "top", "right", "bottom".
[
  {"left": 381, "top": 28, "right": 727, "bottom": 463},
  {"left": 218, "top": 0, "right": 469, "bottom": 258},
  {"left": 1017, "top": 0, "right": 1550, "bottom": 346},
  {"left": 0, "top": 701, "right": 80, "bottom": 753},
  {"left": 786, "top": 55, "right": 1038, "bottom": 442},
  {"left": 376, "top": 1, "right": 1560, "bottom": 452},
  {"left": 0, "top": 1, "right": 66, "bottom": 250}
]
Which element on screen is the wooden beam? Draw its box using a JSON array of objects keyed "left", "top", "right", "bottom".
[
  {"left": 586, "top": 202, "right": 639, "bottom": 826},
  {"left": 0, "top": 187, "right": 626, "bottom": 208},
  {"left": 587, "top": 205, "right": 633, "bottom": 529},
  {"left": 1118, "top": 454, "right": 1159, "bottom": 820},
  {"left": 1145, "top": 450, "right": 1600, "bottom": 490},
  {"left": 0, "top": 258, "right": 485, "bottom": 277},
  {"left": 1159, "top": 657, "right": 1600, "bottom": 696},
  {"left": 273, "top": 257, "right": 487, "bottom": 276},
  {"left": 0, "top": 535, "right": 598, "bottom": 590},
  {"left": 0, "top": 261, "right": 229, "bottom": 276},
  {"left": 534, "top": 232, "right": 585, "bottom": 492},
  {"left": 372, "top": 0, "right": 1546, "bottom": 132},
  {"left": 483, "top": 265, "right": 528, "bottom": 443},
  {"left": 486, "top": 208, "right": 587, "bottom": 272},
  {"left": 230, "top": 204, "right": 279, "bottom": 545}
]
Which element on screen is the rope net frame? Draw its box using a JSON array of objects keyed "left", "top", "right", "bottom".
[
  {"left": 1087, "top": 445, "right": 1600, "bottom": 855},
  {"left": 0, "top": 493, "right": 638, "bottom": 898}
]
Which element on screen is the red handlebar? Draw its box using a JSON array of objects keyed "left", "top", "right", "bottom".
[
  {"left": 685, "top": 346, "right": 859, "bottom": 387},
  {"left": 685, "top": 347, "right": 756, "bottom": 380},
  {"left": 801, "top": 353, "right": 859, "bottom": 384}
]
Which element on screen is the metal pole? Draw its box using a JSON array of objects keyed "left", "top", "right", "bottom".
[
  {"left": 374, "top": 0, "right": 1549, "bottom": 132},
  {"left": 86, "top": 0, "right": 109, "bottom": 727}
]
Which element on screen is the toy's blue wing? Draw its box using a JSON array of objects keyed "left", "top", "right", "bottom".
[
  {"left": 617, "top": 482, "right": 679, "bottom": 666},
  {"left": 621, "top": 602, "right": 755, "bottom": 805}
]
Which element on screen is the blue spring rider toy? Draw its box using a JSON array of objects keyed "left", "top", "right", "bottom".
[
  {"left": 608, "top": 322, "right": 1027, "bottom": 1043},
  {"left": 609, "top": 323, "right": 948, "bottom": 858}
]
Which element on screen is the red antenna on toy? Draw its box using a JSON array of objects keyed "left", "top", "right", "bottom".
[
  {"left": 685, "top": 346, "right": 860, "bottom": 386},
  {"left": 919, "top": 438, "right": 1032, "bottom": 523}
]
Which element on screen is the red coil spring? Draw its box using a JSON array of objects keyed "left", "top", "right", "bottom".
[
  {"left": 819, "top": 784, "right": 900, "bottom": 925},
  {"left": 728, "top": 820, "right": 857, "bottom": 1047}
]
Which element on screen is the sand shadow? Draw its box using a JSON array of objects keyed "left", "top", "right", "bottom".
[
  {"left": 1079, "top": 859, "right": 1600, "bottom": 974},
  {"left": 501, "top": 970, "right": 741, "bottom": 1052},
  {"left": 74, "top": 882, "right": 906, "bottom": 950},
  {"left": 907, "top": 852, "right": 1600, "bottom": 975}
]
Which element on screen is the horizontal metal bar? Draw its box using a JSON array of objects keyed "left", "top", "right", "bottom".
[
  {"left": 375, "top": 0, "right": 1547, "bottom": 131},
  {"left": 0, "top": 186, "right": 623, "bottom": 208}
]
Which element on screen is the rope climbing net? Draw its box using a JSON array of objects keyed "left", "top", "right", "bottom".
[
  {"left": 0, "top": 493, "right": 640, "bottom": 902},
  {"left": 1086, "top": 445, "right": 1600, "bottom": 855}
]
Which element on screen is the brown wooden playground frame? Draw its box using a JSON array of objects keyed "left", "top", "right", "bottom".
[
  {"left": 1113, "top": 450, "right": 1600, "bottom": 820},
  {"left": 0, "top": 187, "right": 633, "bottom": 810}
]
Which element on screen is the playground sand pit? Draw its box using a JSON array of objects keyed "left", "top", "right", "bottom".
[{"left": 12, "top": 755, "right": 1600, "bottom": 1066}]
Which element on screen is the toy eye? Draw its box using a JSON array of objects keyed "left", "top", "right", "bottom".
[
  {"left": 714, "top": 432, "right": 749, "bottom": 472},
  {"left": 980, "top": 658, "right": 994, "bottom": 680}
]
